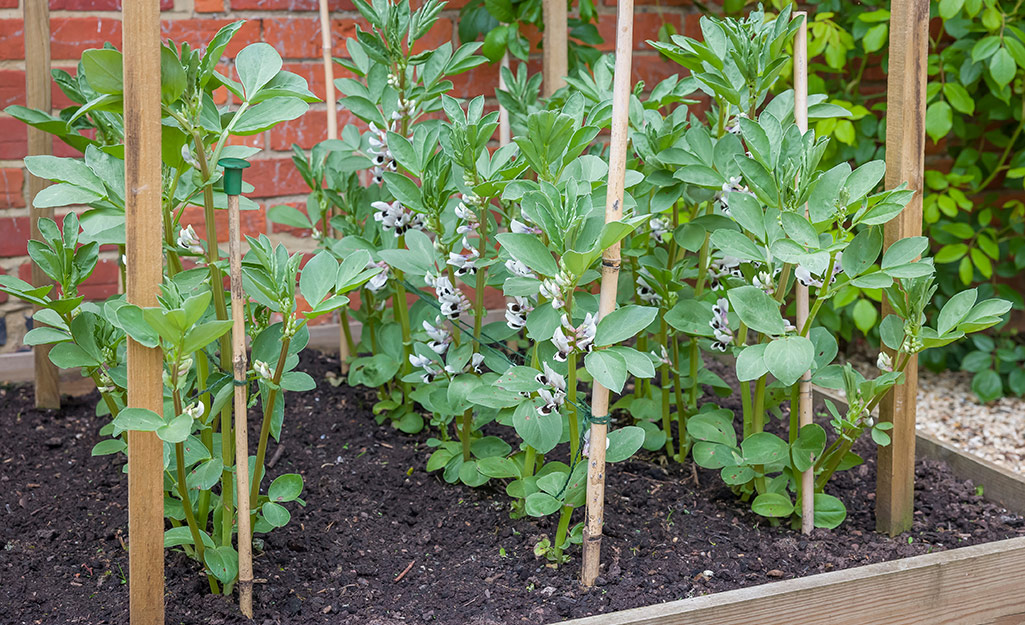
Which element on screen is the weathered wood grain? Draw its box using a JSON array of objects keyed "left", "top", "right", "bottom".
[
  {"left": 878, "top": 0, "right": 929, "bottom": 536},
  {"left": 559, "top": 537, "right": 1025, "bottom": 625},
  {"left": 123, "top": 0, "right": 165, "bottom": 622}
]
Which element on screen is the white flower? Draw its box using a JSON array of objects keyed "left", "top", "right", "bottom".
[
  {"left": 510, "top": 219, "right": 541, "bottom": 235},
  {"left": 505, "top": 258, "right": 534, "bottom": 278},
  {"left": 423, "top": 317, "right": 452, "bottom": 354},
  {"left": 726, "top": 112, "right": 748, "bottom": 135},
  {"left": 582, "top": 429, "right": 610, "bottom": 458},
  {"left": 650, "top": 217, "right": 669, "bottom": 243},
  {"left": 177, "top": 225, "right": 204, "bottom": 255},
  {"left": 535, "top": 362, "right": 567, "bottom": 394},
  {"left": 753, "top": 270, "right": 774, "bottom": 294},
  {"left": 471, "top": 353, "right": 485, "bottom": 373},
  {"left": 428, "top": 274, "right": 470, "bottom": 320},
  {"left": 184, "top": 402, "right": 204, "bottom": 420},
  {"left": 636, "top": 282, "right": 662, "bottom": 305},
  {"left": 373, "top": 200, "right": 424, "bottom": 237},
  {"left": 409, "top": 353, "right": 434, "bottom": 369},
  {"left": 708, "top": 256, "right": 743, "bottom": 290},
  {"left": 366, "top": 261, "right": 390, "bottom": 293},
  {"left": 447, "top": 238, "right": 480, "bottom": 277},
  {"left": 877, "top": 351, "right": 893, "bottom": 372},
  {"left": 796, "top": 254, "right": 844, "bottom": 289},
  {"left": 552, "top": 313, "right": 596, "bottom": 362},
  {"left": 537, "top": 387, "right": 566, "bottom": 416},
  {"left": 254, "top": 360, "right": 274, "bottom": 381},
  {"left": 505, "top": 296, "right": 532, "bottom": 330},
  {"left": 709, "top": 298, "right": 733, "bottom": 352},
  {"left": 717, "top": 176, "right": 755, "bottom": 217},
  {"left": 539, "top": 279, "right": 565, "bottom": 310}
]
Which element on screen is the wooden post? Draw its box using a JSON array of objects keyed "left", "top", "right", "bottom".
[
  {"left": 542, "top": 0, "right": 568, "bottom": 96},
  {"left": 792, "top": 11, "right": 813, "bottom": 535},
  {"left": 123, "top": 0, "right": 165, "bottom": 622},
  {"left": 581, "top": 0, "right": 633, "bottom": 588},
  {"left": 876, "top": 0, "right": 928, "bottom": 537},
  {"left": 220, "top": 158, "right": 254, "bottom": 618},
  {"left": 499, "top": 51, "right": 511, "bottom": 147},
  {"left": 23, "top": 0, "right": 60, "bottom": 410}
]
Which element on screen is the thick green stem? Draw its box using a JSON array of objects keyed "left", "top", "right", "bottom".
[
  {"left": 196, "top": 351, "right": 213, "bottom": 531},
  {"left": 672, "top": 337, "right": 689, "bottom": 458},
  {"left": 340, "top": 307, "right": 355, "bottom": 355},
  {"left": 659, "top": 319, "right": 675, "bottom": 459},
  {"left": 249, "top": 337, "right": 292, "bottom": 512},
  {"left": 568, "top": 353, "right": 579, "bottom": 459},
  {"left": 460, "top": 408, "right": 472, "bottom": 462},
  {"left": 552, "top": 505, "right": 574, "bottom": 561}
]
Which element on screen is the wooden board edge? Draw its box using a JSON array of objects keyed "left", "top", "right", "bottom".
[{"left": 555, "top": 536, "right": 1025, "bottom": 625}]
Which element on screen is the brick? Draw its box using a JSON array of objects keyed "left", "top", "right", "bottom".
[
  {"left": 51, "top": 18, "right": 123, "bottom": 60},
  {"left": 604, "top": 0, "right": 693, "bottom": 5},
  {"left": 449, "top": 62, "right": 500, "bottom": 99},
  {"left": 263, "top": 201, "right": 309, "bottom": 238},
  {"left": 281, "top": 61, "right": 355, "bottom": 102},
  {"left": 231, "top": 0, "right": 355, "bottom": 9},
  {"left": 594, "top": 11, "right": 683, "bottom": 52},
  {"left": 0, "top": 20, "right": 24, "bottom": 61},
  {"left": 412, "top": 17, "right": 452, "bottom": 54},
  {"left": 179, "top": 204, "right": 267, "bottom": 243},
  {"left": 161, "top": 19, "right": 261, "bottom": 59},
  {"left": 245, "top": 158, "right": 309, "bottom": 198},
  {"left": 0, "top": 0, "right": 17, "bottom": 7},
  {"left": 49, "top": 0, "right": 174, "bottom": 9},
  {"left": 0, "top": 117, "right": 28, "bottom": 160},
  {"left": 0, "top": 169, "right": 25, "bottom": 209},
  {"left": 269, "top": 108, "right": 358, "bottom": 150},
  {"left": 0, "top": 70, "right": 24, "bottom": 109},
  {"left": 265, "top": 17, "right": 366, "bottom": 60},
  {"left": 0, "top": 216, "right": 32, "bottom": 258},
  {"left": 195, "top": 0, "right": 225, "bottom": 11},
  {"left": 632, "top": 53, "right": 682, "bottom": 87},
  {"left": 80, "top": 257, "right": 120, "bottom": 290}
]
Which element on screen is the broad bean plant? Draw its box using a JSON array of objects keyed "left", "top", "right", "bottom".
[{"left": 1, "top": 24, "right": 378, "bottom": 592}]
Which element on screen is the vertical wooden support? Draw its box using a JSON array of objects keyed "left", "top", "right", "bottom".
[
  {"left": 227, "top": 189, "right": 254, "bottom": 618},
  {"left": 319, "top": 0, "right": 337, "bottom": 141},
  {"left": 581, "top": 0, "right": 633, "bottom": 588},
  {"left": 876, "top": 0, "right": 928, "bottom": 537},
  {"left": 792, "top": 12, "right": 813, "bottom": 535},
  {"left": 499, "top": 52, "right": 511, "bottom": 147},
  {"left": 124, "top": 0, "right": 165, "bottom": 622},
  {"left": 23, "top": 0, "right": 60, "bottom": 410},
  {"left": 542, "top": 0, "right": 568, "bottom": 96}
]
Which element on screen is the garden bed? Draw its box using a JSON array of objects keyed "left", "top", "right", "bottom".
[{"left": 3, "top": 352, "right": 1025, "bottom": 625}]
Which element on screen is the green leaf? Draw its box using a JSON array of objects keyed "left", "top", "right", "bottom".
[
  {"left": 741, "top": 432, "right": 789, "bottom": 465},
  {"left": 268, "top": 473, "right": 303, "bottom": 502},
  {"left": 971, "top": 369, "right": 1002, "bottom": 402},
  {"left": 496, "top": 233, "right": 558, "bottom": 277},
  {"left": 691, "top": 441, "right": 739, "bottom": 469},
  {"left": 299, "top": 251, "right": 338, "bottom": 306},
  {"left": 525, "top": 492, "right": 562, "bottom": 517},
  {"left": 606, "top": 426, "right": 645, "bottom": 463},
  {"left": 595, "top": 305, "right": 657, "bottom": 346},
  {"left": 512, "top": 399, "right": 562, "bottom": 454},
  {"left": 82, "top": 49, "right": 123, "bottom": 94},
  {"left": 584, "top": 349, "right": 628, "bottom": 394},
  {"left": 751, "top": 492, "right": 794, "bottom": 517},
  {"left": 91, "top": 438, "right": 126, "bottom": 456},
  {"left": 937, "top": 289, "right": 977, "bottom": 336},
  {"left": 477, "top": 456, "right": 520, "bottom": 478},
  {"left": 156, "top": 413, "right": 193, "bottom": 444},
  {"left": 262, "top": 501, "right": 291, "bottom": 528},
  {"left": 736, "top": 343, "right": 768, "bottom": 382},
  {"left": 686, "top": 409, "right": 736, "bottom": 447},
  {"left": 471, "top": 436, "right": 512, "bottom": 459},
  {"left": 721, "top": 465, "right": 755, "bottom": 485},
  {"left": 925, "top": 101, "right": 952, "bottom": 143},
  {"left": 728, "top": 286, "right": 785, "bottom": 336},
  {"left": 161, "top": 46, "right": 187, "bottom": 104},
  {"left": 763, "top": 336, "right": 814, "bottom": 386},
  {"left": 182, "top": 320, "right": 233, "bottom": 354},
  {"left": 989, "top": 47, "right": 1016, "bottom": 88},
  {"left": 791, "top": 423, "right": 826, "bottom": 472},
  {"left": 204, "top": 546, "right": 239, "bottom": 585},
  {"left": 852, "top": 299, "right": 878, "bottom": 334},
  {"left": 942, "top": 82, "right": 974, "bottom": 115},
  {"left": 812, "top": 493, "right": 846, "bottom": 529},
  {"left": 235, "top": 42, "right": 283, "bottom": 100},
  {"left": 112, "top": 407, "right": 164, "bottom": 433},
  {"left": 232, "top": 97, "right": 309, "bottom": 135}
]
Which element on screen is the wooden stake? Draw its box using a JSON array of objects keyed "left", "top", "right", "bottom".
[
  {"left": 23, "top": 0, "right": 60, "bottom": 410},
  {"left": 220, "top": 158, "right": 254, "bottom": 617},
  {"left": 581, "top": 0, "right": 633, "bottom": 588},
  {"left": 876, "top": 0, "right": 928, "bottom": 537},
  {"left": 792, "top": 11, "right": 814, "bottom": 535},
  {"left": 230, "top": 198, "right": 254, "bottom": 618},
  {"left": 499, "top": 51, "right": 511, "bottom": 147},
  {"left": 318, "top": 0, "right": 356, "bottom": 375},
  {"left": 123, "top": 0, "right": 165, "bottom": 622},
  {"left": 541, "top": 0, "right": 568, "bottom": 96}
]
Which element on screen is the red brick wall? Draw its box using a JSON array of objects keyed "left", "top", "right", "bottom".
[{"left": 0, "top": 0, "right": 700, "bottom": 352}]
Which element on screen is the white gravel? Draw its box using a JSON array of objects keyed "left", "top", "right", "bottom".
[{"left": 915, "top": 368, "right": 1025, "bottom": 475}]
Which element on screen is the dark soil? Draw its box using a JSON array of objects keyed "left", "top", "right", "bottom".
[{"left": 2, "top": 354, "right": 1023, "bottom": 625}]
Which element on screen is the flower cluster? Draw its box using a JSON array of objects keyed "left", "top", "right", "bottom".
[
  {"left": 539, "top": 269, "right": 575, "bottom": 310},
  {"left": 367, "top": 120, "right": 399, "bottom": 185},
  {"left": 795, "top": 252, "right": 844, "bottom": 289},
  {"left": 409, "top": 351, "right": 484, "bottom": 383},
  {"left": 423, "top": 317, "right": 452, "bottom": 354},
  {"left": 535, "top": 362, "right": 567, "bottom": 416},
  {"left": 649, "top": 217, "right": 670, "bottom": 243},
  {"left": 707, "top": 256, "right": 744, "bottom": 291},
  {"left": 505, "top": 296, "right": 533, "bottom": 330},
  {"left": 552, "top": 313, "right": 596, "bottom": 362},
  {"left": 636, "top": 280, "right": 663, "bottom": 306},
  {"left": 372, "top": 200, "right": 425, "bottom": 237},
  {"left": 709, "top": 297, "right": 733, "bottom": 352},
  {"left": 427, "top": 274, "right": 470, "bottom": 320},
  {"left": 447, "top": 237, "right": 480, "bottom": 277},
  {"left": 366, "top": 260, "right": 390, "bottom": 293}
]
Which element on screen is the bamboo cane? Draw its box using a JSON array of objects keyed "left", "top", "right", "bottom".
[
  {"left": 581, "top": 0, "right": 633, "bottom": 588},
  {"left": 123, "top": 0, "right": 165, "bottom": 622},
  {"left": 318, "top": 0, "right": 356, "bottom": 375},
  {"left": 220, "top": 158, "right": 254, "bottom": 617},
  {"left": 499, "top": 51, "right": 511, "bottom": 146},
  {"left": 793, "top": 12, "right": 814, "bottom": 535}
]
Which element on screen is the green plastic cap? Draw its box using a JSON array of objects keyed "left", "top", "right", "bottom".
[{"left": 218, "top": 157, "right": 251, "bottom": 196}]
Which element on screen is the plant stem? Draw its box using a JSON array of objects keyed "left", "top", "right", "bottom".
[
  {"left": 460, "top": 408, "right": 473, "bottom": 462},
  {"left": 672, "top": 336, "right": 689, "bottom": 458},
  {"left": 249, "top": 337, "right": 292, "bottom": 512},
  {"left": 659, "top": 318, "right": 675, "bottom": 460},
  {"left": 552, "top": 505, "right": 573, "bottom": 561}
]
